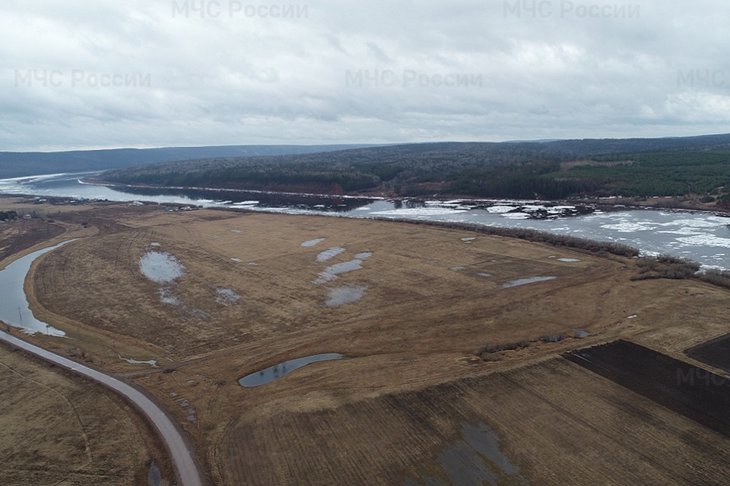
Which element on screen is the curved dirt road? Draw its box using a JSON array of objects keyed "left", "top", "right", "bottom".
[{"left": 0, "top": 330, "right": 204, "bottom": 486}]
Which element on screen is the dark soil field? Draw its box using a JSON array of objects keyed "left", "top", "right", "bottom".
[
  {"left": 223, "top": 356, "right": 730, "bottom": 485},
  {"left": 565, "top": 340, "right": 730, "bottom": 437},
  {"left": 687, "top": 333, "right": 730, "bottom": 373}
]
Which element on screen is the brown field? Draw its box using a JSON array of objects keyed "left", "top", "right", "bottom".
[
  {"left": 2, "top": 199, "right": 729, "bottom": 484},
  {"left": 0, "top": 344, "right": 169, "bottom": 485}
]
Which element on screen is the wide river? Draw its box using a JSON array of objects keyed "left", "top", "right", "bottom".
[{"left": 2, "top": 172, "right": 730, "bottom": 270}]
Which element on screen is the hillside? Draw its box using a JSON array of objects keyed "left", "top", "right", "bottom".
[
  {"left": 0, "top": 144, "right": 377, "bottom": 179},
  {"left": 99, "top": 134, "right": 730, "bottom": 200}
]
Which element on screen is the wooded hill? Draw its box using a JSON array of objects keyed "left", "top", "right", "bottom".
[
  {"left": 99, "top": 134, "right": 730, "bottom": 200},
  {"left": 0, "top": 144, "right": 376, "bottom": 179}
]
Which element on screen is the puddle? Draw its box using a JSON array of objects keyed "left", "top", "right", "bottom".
[
  {"left": 139, "top": 251, "right": 184, "bottom": 284},
  {"left": 301, "top": 238, "right": 326, "bottom": 248},
  {"left": 158, "top": 288, "right": 181, "bottom": 306},
  {"left": 502, "top": 276, "right": 557, "bottom": 288},
  {"left": 148, "top": 460, "right": 162, "bottom": 486},
  {"left": 216, "top": 287, "right": 241, "bottom": 306},
  {"left": 148, "top": 242, "right": 161, "bottom": 247},
  {"left": 558, "top": 258, "right": 580, "bottom": 263},
  {"left": 120, "top": 355, "right": 158, "bottom": 367},
  {"left": 461, "top": 237, "right": 476, "bottom": 242},
  {"left": 414, "top": 422, "right": 523, "bottom": 486},
  {"left": 239, "top": 353, "right": 344, "bottom": 388},
  {"left": 231, "top": 257, "right": 242, "bottom": 263},
  {"left": 314, "top": 258, "right": 369, "bottom": 284},
  {"left": 477, "top": 272, "right": 492, "bottom": 278},
  {"left": 0, "top": 241, "right": 72, "bottom": 336},
  {"left": 627, "top": 314, "right": 638, "bottom": 319},
  {"left": 173, "top": 396, "right": 197, "bottom": 423},
  {"left": 355, "top": 252, "right": 373, "bottom": 260},
  {"left": 573, "top": 329, "right": 590, "bottom": 338},
  {"left": 317, "top": 247, "right": 346, "bottom": 262},
  {"left": 326, "top": 286, "right": 367, "bottom": 307}
]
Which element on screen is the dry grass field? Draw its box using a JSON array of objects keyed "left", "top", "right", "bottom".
[
  {"left": 0, "top": 345, "right": 169, "bottom": 485},
  {"left": 2, "top": 199, "right": 729, "bottom": 484}
]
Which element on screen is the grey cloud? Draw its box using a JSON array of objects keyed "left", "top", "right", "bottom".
[{"left": 1, "top": 0, "right": 729, "bottom": 150}]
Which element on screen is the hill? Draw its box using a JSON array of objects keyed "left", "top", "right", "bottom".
[
  {"left": 0, "top": 144, "right": 377, "bottom": 179},
  {"left": 100, "top": 134, "right": 730, "bottom": 200}
]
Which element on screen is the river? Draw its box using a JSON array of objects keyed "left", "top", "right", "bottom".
[{"left": 2, "top": 172, "right": 730, "bottom": 270}]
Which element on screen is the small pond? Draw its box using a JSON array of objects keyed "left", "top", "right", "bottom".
[{"left": 239, "top": 353, "right": 344, "bottom": 388}]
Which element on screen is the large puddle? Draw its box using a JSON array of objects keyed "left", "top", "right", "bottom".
[
  {"left": 408, "top": 422, "right": 523, "bottom": 486},
  {"left": 139, "top": 251, "right": 185, "bottom": 284},
  {"left": 239, "top": 353, "right": 344, "bottom": 388},
  {"left": 0, "top": 241, "right": 72, "bottom": 336},
  {"left": 317, "top": 247, "right": 346, "bottom": 262},
  {"left": 326, "top": 286, "right": 367, "bottom": 307},
  {"left": 314, "top": 252, "right": 373, "bottom": 284}
]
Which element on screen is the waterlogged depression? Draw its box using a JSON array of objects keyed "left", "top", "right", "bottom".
[
  {"left": 5, "top": 172, "right": 730, "bottom": 269},
  {"left": 239, "top": 353, "right": 345, "bottom": 387}
]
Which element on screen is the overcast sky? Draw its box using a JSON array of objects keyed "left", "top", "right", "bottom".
[{"left": 1, "top": 0, "right": 729, "bottom": 151}]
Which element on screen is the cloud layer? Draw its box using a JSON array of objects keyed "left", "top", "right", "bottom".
[{"left": 2, "top": 0, "right": 729, "bottom": 150}]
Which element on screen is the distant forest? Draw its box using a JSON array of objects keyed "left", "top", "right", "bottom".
[{"left": 100, "top": 134, "right": 730, "bottom": 201}]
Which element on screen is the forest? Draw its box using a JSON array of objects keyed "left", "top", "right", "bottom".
[{"left": 100, "top": 134, "right": 730, "bottom": 200}]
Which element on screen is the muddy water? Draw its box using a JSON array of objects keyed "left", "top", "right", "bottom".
[
  {"left": 239, "top": 353, "right": 344, "bottom": 388},
  {"left": 0, "top": 241, "right": 72, "bottom": 336}
]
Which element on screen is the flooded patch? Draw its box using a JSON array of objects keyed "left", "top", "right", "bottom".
[
  {"left": 147, "top": 460, "right": 162, "bottom": 486},
  {"left": 573, "top": 329, "right": 590, "bottom": 339},
  {"left": 412, "top": 422, "right": 523, "bottom": 486},
  {"left": 139, "top": 251, "right": 184, "bottom": 284},
  {"left": 477, "top": 272, "right": 492, "bottom": 278},
  {"left": 158, "top": 288, "right": 181, "bottom": 306},
  {"left": 317, "top": 247, "right": 346, "bottom": 262},
  {"left": 231, "top": 257, "right": 241, "bottom": 263},
  {"left": 0, "top": 241, "right": 72, "bottom": 336},
  {"left": 314, "top": 257, "right": 369, "bottom": 284},
  {"left": 326, "top": 286, "right": 367, "bottom": 307},
  {"left": 171, "top": 395, "right": 197, "bottom": 423},
  {"left": 558, "top": 258, "right": 580, "bottom": 263},
  {"left": 239, "top": 353, "right": 344, "bottom": 388},
  {"left": 216, "top": 287, "right": 241, "bottom": 306},
  {"left": 301, "top": 238, "right": 326, "bottom": 248},
  {"left": 355, "top": 252, "right": 373, "bottom": 260},
  {"left": 461, "top": 237, "right": 476, "bottom": 242},
  {"left": 502, "top": 276, "right": 557, "bottom": 288}
]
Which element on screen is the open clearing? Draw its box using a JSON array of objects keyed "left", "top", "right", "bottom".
[{"left": 2, "top": 200, "right": 729, "bottom": 484}]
